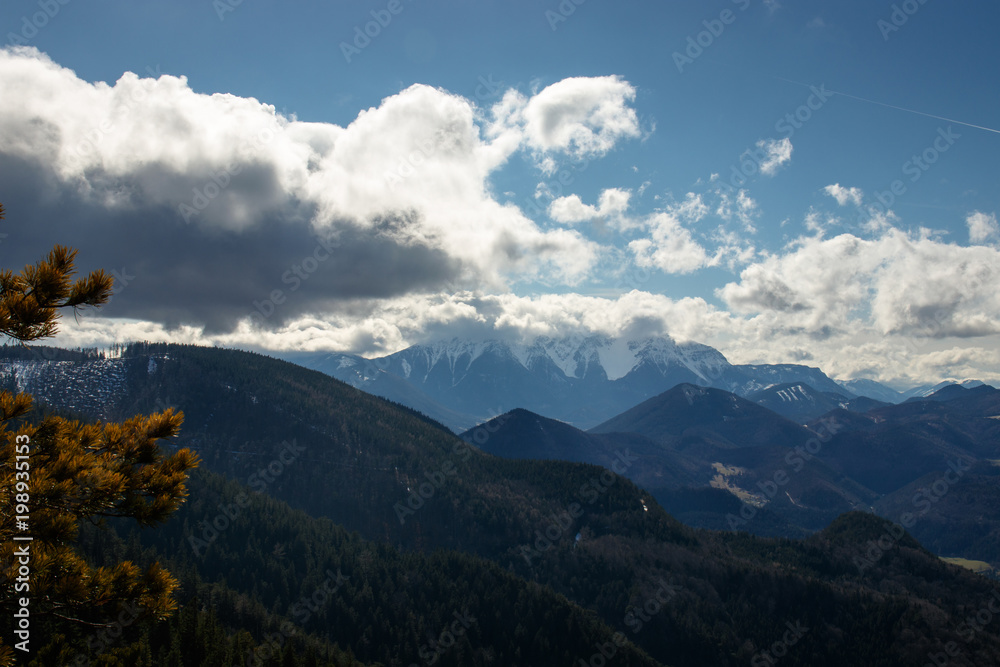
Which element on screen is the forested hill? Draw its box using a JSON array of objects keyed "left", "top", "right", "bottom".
[
  {"left": 58, "top": 468, "right": 660, "bottom": 667},
  {"left": 4, "top": 342, "right": 1000, "bottom": 666}
]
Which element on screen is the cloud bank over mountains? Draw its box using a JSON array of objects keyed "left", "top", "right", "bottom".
[{"left": 1, "top": 47, "right": 997, "bottom": 387}]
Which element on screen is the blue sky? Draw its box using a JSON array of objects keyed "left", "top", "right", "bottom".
[{"left": 1, "top": 0, "right": 999, "bottom": 387}]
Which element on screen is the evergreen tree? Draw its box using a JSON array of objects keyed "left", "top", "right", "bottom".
[{"left": 0, "top": 202, "right": 200, "bottom": 663}]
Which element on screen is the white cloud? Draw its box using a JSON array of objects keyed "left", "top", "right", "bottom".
[
  {"left": 548, "top": 194, "right": 598, "bottom": 223},
  {"left": 623, "top": 193, "right": 715, "bottom": 274},
  {"left": 709, "top": 229, "right": 758, "bottom": 270},
  {"left": 0, "top": 47, "right": 618, "bottom": 319},
  {"left": 50, "top": 284, "right": 1000, "bottom": 390},
  {"left": 548, "top": 187, "right": 632, "bottom": 225},
  {"left": 672, "top": 192, "right": 709, "bottom": 223},
  {"left": 6, "top": 48, "right": 997, "bottom": 389},
  {"left": 824, "top": 183, "right": 864, "bottom": 207},
  {"left": 967, "top": 210, "right": 999, "bottom": 244},
  {"left": 629, "top": 212, "right": 710, "bottom": 274},
  {"left": 52, "top": 289, "right": 734, "bottom": 355},
  {"left": 598, "top": 188, "right": 633, "bottom": 217},
  {"left": 756, "top": 138, "right": 793, "bottom": 175},
  {"left": 714, "top": 188, "right": 759, "bottom": 233},
  {"left": 802, "top": 208, "right": 844, "bottom": 237},
  {"left": 518, "top": 76, "right": 641, "bottom": 160},
  {"left": 861, "top": 208, "right": 900, "bottom": 235},
  {"left": 718, "top": 229, "right": 1000, "bottom": 339}
]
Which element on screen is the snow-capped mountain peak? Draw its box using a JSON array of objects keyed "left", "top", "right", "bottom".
[
  {"left": 382, "top": 334, "right": 736, "bottom": 387},
  {"left": 295, "top": 334, "right": 854, "bottom": 431}
]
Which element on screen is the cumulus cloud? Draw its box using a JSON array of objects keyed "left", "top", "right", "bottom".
[
  {"left": 497, "top": 75, "right": 641, "bottom": 163},
  {"left": 548, "top": 188, "right": 632, "bottom": 225},
  {"left": 672, "top": 192, "right": 709, "bottom": 223},
  {"left": 824, "top": 183, "right": 864, "bottom": 207},
  {"left": 0, "top": 47, "right": 629, "bottom": 331},
  {"left": 756, "top": 137, "right": 793, "bottom": 175},
  {"left": 629, "top": 213, "right": 710, "bottom": 274},
  {"left": 617, "top": 193, "right": 714, "bottom": 274},
  {"left": 548, "top": 195, "right": 596, "bottom": 223},
  {"left": 713, "top": 188, "right": 759, "bottom": 233},
  {"left": 6, "top": 48, "right": 997, "bottom": 389},
  {"left": 967, "top": 210, "right": 999, "bottom": 244},
  {"left": 718, "top": 229, "right": 1000, "bottom": 339}
]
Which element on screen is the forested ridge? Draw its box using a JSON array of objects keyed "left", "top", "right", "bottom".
[{"left": 3, "top": 342, "right": 1000, "bottom": 665}]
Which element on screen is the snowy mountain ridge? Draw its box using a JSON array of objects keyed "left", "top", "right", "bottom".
[
  {"left": 289, "top": 334, "right": 861, "bottom": 431},
  {"left": 393, "top": 335, "right": 729, "bottom": 384}
]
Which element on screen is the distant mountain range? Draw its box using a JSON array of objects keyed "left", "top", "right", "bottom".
[
  {"left": 461, "top": 381, "right": 1000, "bottom": 563},
  {"left": 902, "top": 378, "right": 989, "bottom": 400},
  {"left": 285, "top": 335, "right": 952, "bottom": 432},
  {"left": 749, "top": 382, "right": 889, "bottom": 423}
]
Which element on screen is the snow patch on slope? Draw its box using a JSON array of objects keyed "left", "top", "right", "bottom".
[
  {"left": 595, "top": 337, "right": 639, "bottom": 381},
  {"left": 0, "top": 357, "right": 132, "bottom": 421},
  {"left": 537, "top": 335, "right": 591, "bottom": 378}
]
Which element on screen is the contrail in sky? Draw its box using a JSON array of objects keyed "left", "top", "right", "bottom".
[{"left": 773, "top": 76, "right": 1000, "bottom": 135}]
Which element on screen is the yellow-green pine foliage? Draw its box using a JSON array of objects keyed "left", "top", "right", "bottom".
[{"left": 0, "top": 202, "right": 200, "bottom": 664}]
